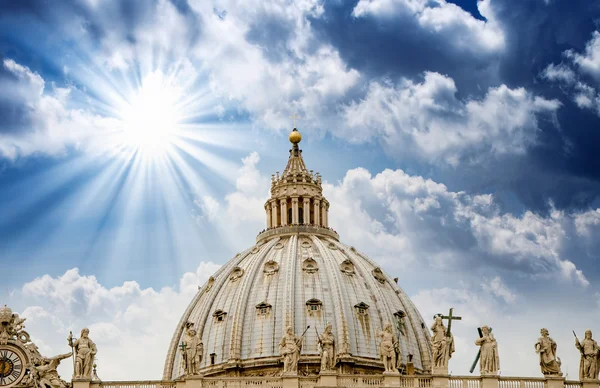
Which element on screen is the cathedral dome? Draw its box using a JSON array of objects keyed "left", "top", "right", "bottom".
[{"left": 163, "top": 129, "right": 433, "bottom": 378}]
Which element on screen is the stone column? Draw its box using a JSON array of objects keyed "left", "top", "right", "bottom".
[
  {"left": 321, "top": 202, "right": 328, "bottom": 227},
  {"left": 291, "top": 197, "right": 299, "bottom": 224},
  {"left": 303, "top": 198, "right": 310, "bottom": 225},
  {"left": 271, "top": 201, "right": 278, "bottom": 227},
  {"left": 281, "top": 199, "right": 288, "bottom": 226},
  {"left": 545, "top": 376, "right": 565, "bottom": 388},
  {"left": 314, "top": 199, "right": 321, "bottom": 226},
  {"left": 266, "top": 204, "right": 272, "bottom": 228}
]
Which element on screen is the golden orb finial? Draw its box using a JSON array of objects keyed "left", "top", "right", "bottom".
[{"left": 289, "top": 128, "right": 302, "bottom": 144}]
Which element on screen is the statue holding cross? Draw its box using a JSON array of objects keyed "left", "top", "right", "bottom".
[{"left": 430, "top": 308, "right": 461, "bottom": 371}]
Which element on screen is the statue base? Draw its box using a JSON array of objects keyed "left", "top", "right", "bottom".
[
  {"left": 72, "top": 378, "right": 92, "bottom": 388},
  {"left": 481, "top": 374, "right": 499, "bottom": 388},
  {"left": 318, "top": 370, "right": 337, "bottom": 387},
  {"left": 432, "top": 366, "right": 449, "bottom": 376},
  {"left": 282, "top": 374, "right": 299, "bottom": 388},
  {"left": 544, "top": 375, "right": 565, "bottom": 388},
  {"left": 582, "top": 379, "right": 600, "bottom": 388},
  {"left": 383, "top": 371, "right": 401, "bottom": 387}
]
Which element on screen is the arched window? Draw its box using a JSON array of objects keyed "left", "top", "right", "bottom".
[{"left": 298, "top": 207, "right": 304, "bottom": 224}]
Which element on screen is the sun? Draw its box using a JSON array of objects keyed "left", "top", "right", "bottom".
[{"left": 119, "top": 71, "right": 183, "bottom": 156}]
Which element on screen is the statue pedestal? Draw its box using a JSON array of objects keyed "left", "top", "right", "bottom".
[
  {"left": 282, "top": 374, "right": 299, "bottom": 388},
  {"left": 184, "top": 375, "right": 203, "bottom": 388},
  {"left": 433, "top": 366, "right": 449, "bottom": 375},
  {"left": 481, "top": 374, "right": 499, "bottom": 388},
  {"left": 582, "top": 379, "right": 600, "bottom": 388},
  {"left": 432, "top": 369, "right": 449, "bottom": 388},
  {"left": 318, "top": 370, "right": 337, "bottom": 387},
  {"left": 406, "top": 362, "right": 415, "bottom": 375},
  {"left": 383, "top": 371, "right": 401, "bottom": 387},
  {"left": 72, "top": 378, "right": 92, "bottom": 388},
  {"left": 545, "top": 375, "right": 565, "bottom": 388}
]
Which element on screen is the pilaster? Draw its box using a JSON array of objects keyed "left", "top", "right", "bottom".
[
  {"left": 271, "top": 201, "right": 278, "bottom": 227},
  {"left": 303, "top": 198, "right": 310, "bottom": 225},
  {"left": 281, "top": 200, "right": 288, "bottom": 226},
  {"left": 291, "top": 197, "right": 299, "bottom": 224},
  {"left": 314, "top": 199, "right": 321, "bottom": 226},
  {"left": 266, "top": 204, "right": 272, "bottom": 228}
]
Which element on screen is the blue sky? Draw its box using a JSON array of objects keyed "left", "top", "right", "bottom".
[{"left": 2, "top": 0, "right": 600, "bottom": 381}]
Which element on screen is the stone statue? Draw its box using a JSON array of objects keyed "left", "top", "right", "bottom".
[
  {"left": 431, "top": 315, "right": 454, "bottom": 369},
  {"left": 535, "top": 328, "right": 562, "bottom": 376},
  {"left": 378, "top": 322, "right": 400, "bottom": 373},
  {"left": 318, "top": 323, "right": 335, "bottom": 372},
  {"left": 182, "top": 325, "right": 204, "bottom": 375},
  {"left": 279, "top": 326, "right": 302, "bottom": 374},
  {"left": 575, "top": 329, "right": 600, "bottom": 380},
  {"left": 68, "top": 328, "right": 97, "bottom": 378},
  {"left": 27, "top": 352, "right": 72, "bottom": 388},
  {"left": 475, "top": 325, "right": 499, "bottom": 375}
]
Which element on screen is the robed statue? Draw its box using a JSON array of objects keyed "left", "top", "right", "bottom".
[
  {"left": 431, "top": 315, "right": 454, "bottom": 369},
  {"left": 535, "top": 328, "right": 562, "bottom": 376},
  {"left": 575, "top": 329, "right": 600, "bottom": 380},
  {"left": 68, "top": 328, "right": 97, "bottom": 378},
  {"left": 279, "top": 326, "right": 302, "bottom": 374},
  {"left": 378, "top": 322, "right": 401, "bottom": 373},
  {"left": 474, "top": 325, "right": 499, "bottom": 375},
  {"left": 182, "top": 324, "right": 204, "bottom": 375},
  {"left": 318, "top": 323, "right": 335, "bottom": 372}
]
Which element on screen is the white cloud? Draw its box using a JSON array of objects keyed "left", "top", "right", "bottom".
[
  {"left": 11, "top": 262, "right": 220, "bottom": 380},
  {"left": 481, "top": 276, "right": 517, "bottom": 304},
  {"left": 341, "top": 72, "right": 560, "bottom": 165},
  {"left": 566, "top": 31, "right": 600, "bottom": 82},
  {"left": 541, "top": 63, "right": 577, "bottom": 85},
  {"left": 352, "top": 0, "right": 505, "bottom": 53}
]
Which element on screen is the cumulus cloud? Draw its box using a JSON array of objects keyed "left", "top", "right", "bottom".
[
  {"left": 352, "top": 0, "right": 505, "bottom": 54},
  {"left": 341, "top": 72, "right": 561, "bottom": 165},
  {"left": 10, "top": 262, "right": 220, "bottom": 380}
]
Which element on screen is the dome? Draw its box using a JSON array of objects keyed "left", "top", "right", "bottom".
[{"left": 163, "top": 130, "right": 433, "bottom": 378}]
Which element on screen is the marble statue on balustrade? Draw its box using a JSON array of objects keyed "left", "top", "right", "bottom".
[
  {"left": 535, "top": 328, "right": 562, "bottom": 376},
  {"left": 378, "top": 322, "right": 401, "bottom": 373},
  {"left": 318, "top": 323, "right": 335, "bottom": 372},
  {"left": 575, "top": 329, "right": 600, "bottom": 380},
  {"left": 182, "top": 324, "right": 204, "bottom": 375},
  {"left": 474, "top": 325, "right": 499, "bottom": 375},
  {"left": 431, "top": 315, "right": 454, "bottom": 369},
  {"left": 26, "top": 352, "right": 72, "bottom": 388},
  {"left": 68, "top": 328, "right": 97, "bottom": 379},
  {"left": 279, "top": 326, "right": 302, "bottom": 375}
]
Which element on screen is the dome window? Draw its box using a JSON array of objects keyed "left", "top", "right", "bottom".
[
  {"left": 354, "top": 302, "right": 370, "bottom": 316},
  {"left": 256, "top": 302, "right": 272, "bottom": 316},
  {"left": 263, "top": 260, "right": 279, "bottom": 276},
  {"left": 340, "top": 260, "right": 355, "bottom": 276},
  {"left": 372, "top": 268, "right": 386, "bottom": 284},
  {"left": 229, "top": 267, "right": 245, "bottom": 282},
  {"left": 302, "top": 258, "right": 319, "bottom": 273},
  {"left": 213, "top": 310, "right": 227, "bottom": 322},
  {"left": 306, "top": 298, "right": 323, "bottom": 313}
]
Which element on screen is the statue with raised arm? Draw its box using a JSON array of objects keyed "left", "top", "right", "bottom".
[
  {"left": 279, "top": 326, "right": 302, "bottom": 374},
  {"left": 29, "top": 352, "right": 72, "bottom": 388},
  {"left": 68, "top": 328, "right": 97, "bottom": 378},
  {"left": 318, "top": 323, "right": 335, "bottom": 371},
  {"left": 378, "top": 322, "right": 399, "bottom": 373},
  {"left": 535, "top": 328, "right": 562, "bottom": 376},
  {"left": 475, "top": 325, "right": 499, "bottom": 375},
  {"left": 575, "top": 329, "right": 600, "bottom": 380}
]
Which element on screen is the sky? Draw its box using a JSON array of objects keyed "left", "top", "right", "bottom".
[{"left": 2, "top": 0, "right": 600, "bottom": 381}]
